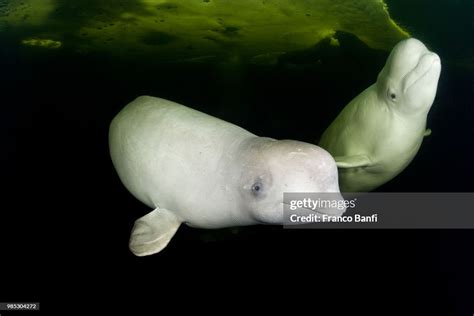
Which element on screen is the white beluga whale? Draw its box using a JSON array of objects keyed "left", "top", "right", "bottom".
[
  {"left": 319, "top": 38, "right": 441, "bottom": 192},
  {"left": 109, "top": 96, "right": 345, "bottom": 256}
]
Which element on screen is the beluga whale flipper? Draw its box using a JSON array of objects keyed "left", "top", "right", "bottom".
[
  {"left": 319, "top": 38, "right": 441, "bottom": 192},
  {"left": 109, "top": 96, "right": 345, "bottom": 256}
]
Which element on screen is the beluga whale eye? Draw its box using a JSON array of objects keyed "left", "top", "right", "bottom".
[
  {"left": 387, "top": 89, "right": 397, "bottom": 101},
  {"left": 251, "top": 182, "right": 263, "bottom": 195}
]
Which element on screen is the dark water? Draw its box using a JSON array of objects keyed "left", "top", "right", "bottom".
[{"left": 0, "top": 1, "right": 473, "bottom": 314}]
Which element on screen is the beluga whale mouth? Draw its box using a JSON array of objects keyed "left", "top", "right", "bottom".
[{"left": 403, "top": 51, "right": 441, "bottom": 93}]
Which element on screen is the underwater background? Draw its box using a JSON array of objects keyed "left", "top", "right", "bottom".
[{"left": 0, "top": 0, "right": 473, "bottom": 314}]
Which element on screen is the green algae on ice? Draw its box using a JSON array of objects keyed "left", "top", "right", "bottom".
[
  {"left": 0, "top": 0, "right": 409, "bottom": 62},
  {"left": 21, "top": 38, "right": 62, "bottom": 49}
]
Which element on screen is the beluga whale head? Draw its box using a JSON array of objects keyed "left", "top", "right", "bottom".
[
  {"left": 237, "top": 139, "right": 346, "bottom": 224},
  {"left": 376, "top": 38, "right": 441, "bottom": 115}
]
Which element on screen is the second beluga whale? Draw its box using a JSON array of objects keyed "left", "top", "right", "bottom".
[{"left": 319, "top": 38, "right": 441, "bottom": 192}]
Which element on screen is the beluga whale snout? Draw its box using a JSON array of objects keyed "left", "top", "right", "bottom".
[
  {"left": 109, "top": 96, "right": 344, "bottom": 256},
  {"left": 403, "top": 51, "right": 440, "bottom": 92},
  {"left": 320, "top": 38, "right": 441, "bottom": 192}
]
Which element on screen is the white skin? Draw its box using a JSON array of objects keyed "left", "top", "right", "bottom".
[
  {"left": 109, "top": 96, "right": 344, "bottom": 255},
  {"left": 319, "top": 38, "right": 441, "bottom": 192}
]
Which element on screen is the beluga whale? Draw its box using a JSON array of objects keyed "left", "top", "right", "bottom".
[
  {"left": 109, "top": 96, "right": 345, "bottom": 256},
  {"left": 319, "top": 38, "right": 441, "bottom": 192}
]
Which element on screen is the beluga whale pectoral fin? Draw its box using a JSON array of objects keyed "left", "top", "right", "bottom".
[
  {"left": 129, "top": 207, "right": 182, "bottom": 256},
  {"left": 335, "top": 155, "right": 372, "bottom": 168},
  {"left": 424, "top": 128, "right": 432, "bottom": 137}
]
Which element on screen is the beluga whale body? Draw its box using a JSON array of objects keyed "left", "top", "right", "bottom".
[
  {"left": 319, "top": 38, "right": 441, "bottom": 192},
  {"left": 110, "top": 96, "right": 345, "bottom": 256}
]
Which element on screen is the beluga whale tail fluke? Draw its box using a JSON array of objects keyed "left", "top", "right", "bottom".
[
  {"left": 110, "top": 96, "right": 345, "bottom": 256},
  {"left": 319, "top": 38, "right": 441, "bottom": 192}
]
